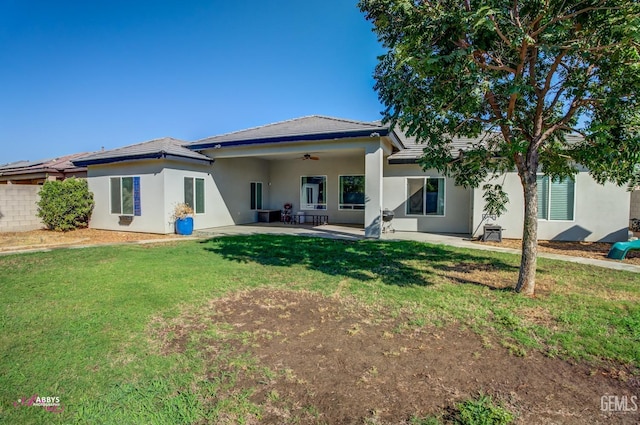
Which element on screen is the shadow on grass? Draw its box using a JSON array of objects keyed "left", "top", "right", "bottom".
[{"left": 200, "top": 234, "right": 519, "bottom": 289}]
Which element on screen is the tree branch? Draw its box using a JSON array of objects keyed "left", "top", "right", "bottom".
[
  {"left": 507, "top": 37, "right": 530, "bottom": 120},
  {"left": 473, "top": 53, "right": 518, "bottom": 74},
  {"left": 531, "top": 5, "right": 621, "bottom": 38},
  {"left": 488, "top": 15, "right": 511, "bottom": 46}
]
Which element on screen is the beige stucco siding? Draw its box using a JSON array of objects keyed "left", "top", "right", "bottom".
[
  {"left": 268, "top": 154, "right": 365, "bottom": 224},
  {"left": 382, "top": 163, "right": 472, "bottom": 234},
  {"left": 87, "top": 158, "right": 270, "bottom": 233},
  {"left": 209, "top": 157, "right": 270, "bottom": 225},
  {"left": 161, "top": 161, "right": 218, "bottom": 232},
  {"left": 87, "top": 160, "right": 169, "bottom": 233},
  {"left": 472, "top": 172, "right": 630, "bottom": 242}
]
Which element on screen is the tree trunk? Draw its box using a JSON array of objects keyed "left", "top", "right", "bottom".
[{"left": 515, "top": 173, "right": 538, "bottom": 296}]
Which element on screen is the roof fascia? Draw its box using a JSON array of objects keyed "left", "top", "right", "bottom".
[
  {"left": 73, "top": 152, "right": 213, "bottom": 167},
  {"left": 388, "top": 129, "right": 406, "bottom": 149},
  {"left": 387, "top": 158, "right": 420, "bottom": 165},
  {"left": 189, "top": 128, "right": 390, "bottom": 151}
]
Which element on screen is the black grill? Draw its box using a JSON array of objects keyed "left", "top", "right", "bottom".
[{"left": 382, "top": 209, "right": 394, "bottom": 222}]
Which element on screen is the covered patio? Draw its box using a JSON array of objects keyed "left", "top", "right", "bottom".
[{"left": 188, "top": 116, "right": 402, "bottom": 238}]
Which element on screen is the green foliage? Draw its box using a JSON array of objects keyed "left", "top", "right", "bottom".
[
  {"left": 359, "top": 0, "right": 640, "bottom": 186},
  {"left": 36, "top": 178, "right": 94, "bottom": 231},
  {"left": 482, "top": 184, "right": 509, "bottom": 217},
  {"left": 359, "top": 0, "right": 640, "bottom": 293},
  {"left": 455, "top": 394, "right": 515, "bottom": 425}
]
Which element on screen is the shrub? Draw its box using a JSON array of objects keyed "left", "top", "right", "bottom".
[{"left": 36, "top": 178, "right": 95, "bottom": 231}]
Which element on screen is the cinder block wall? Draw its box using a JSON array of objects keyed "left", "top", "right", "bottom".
[
  {"left": 631, "top": 190, "right": 640, "bottom": 220},
  {"left": 0, "top": 185, "right": 44, "bottom": 232}
]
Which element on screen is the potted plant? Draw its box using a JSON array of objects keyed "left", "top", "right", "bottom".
[{"left": 173, "top": 203, "right": 194, "bottom": 235}]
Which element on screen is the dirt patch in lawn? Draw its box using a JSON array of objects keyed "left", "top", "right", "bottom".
[
  {"left": 0, "top": 228, "right": 181, "bottom": 251},
  {"left": 477, "top": 238, "right": 640, "bottom": 266},
  {"left": 153, "top": 289, "right": 639, "bottom": 424}
]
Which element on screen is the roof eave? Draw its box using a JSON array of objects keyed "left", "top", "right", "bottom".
[
  {"left": 73, "top": 151, "right": 213, "bottom": 167},
  {"left": 189, "top": 128, "right": 390, "bottom": 151},
  {"left": 387, "top": 157, "right": 420, "bottom": 165}
]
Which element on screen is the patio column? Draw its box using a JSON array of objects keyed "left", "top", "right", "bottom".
[{"left": 364, "top": 143, "right": 383, "bottom": 238}]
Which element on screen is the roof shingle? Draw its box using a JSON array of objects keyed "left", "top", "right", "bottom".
[
  {"left": 189, "top": 115, "right": 388, "bottom": 149},
  {"left": 73, "top": 137, "right": 212, "bottom": 166}
]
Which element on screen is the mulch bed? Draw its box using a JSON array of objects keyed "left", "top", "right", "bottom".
[
  {"left": 0, "top": 228, "right": 179, "bottom": 251},
  {"left": 477, "top": 239, "right": 640, "bottom": 266}
]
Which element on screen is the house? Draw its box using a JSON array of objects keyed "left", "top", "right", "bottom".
[
  {"left": 72, "top": 115, "right": 630, "bottom": 242},
  {"left": 0, "top": 153, "right": 90, "bottom": 184}
]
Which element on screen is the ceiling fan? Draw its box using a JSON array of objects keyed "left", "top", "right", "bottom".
[{"left": 299, "top": 153, "right": 319, "bottom": 161}]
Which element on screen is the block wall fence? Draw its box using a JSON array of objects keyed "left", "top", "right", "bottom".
[{"left": 0, "top": 185, "right": 43, "bottom": 232}]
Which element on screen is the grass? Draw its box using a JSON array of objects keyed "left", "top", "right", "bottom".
[{"left": 0, "top": 234, "right": 638, "bottom": 424}]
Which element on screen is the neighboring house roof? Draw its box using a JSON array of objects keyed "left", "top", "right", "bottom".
[
  {"left": 188, "top": 115, "right": 389, "bottom": 150},
  {"left": 73, "top": 137, "right": 213, "bottom": 166},
  {"left": 0, "top": 152, "right": 89, "bottom": 177}
]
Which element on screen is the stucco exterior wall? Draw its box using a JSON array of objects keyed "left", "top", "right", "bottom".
[
  {"left": 268, "top": 154, "right": 365, "bottom": 225},
  {"left": 161, "top": 161, "right": 217, "bottom": 232},
  {"left": 0, "top": 185, "right": 43, "bottom": 232},
  {"left": 472, "top": 172, "right": 630, "bottom": 242},
  {"left": 382, "top": 163, "right": 472, "bottom": 234},
  {"left": 87, "top": 160, "right": 170, "bottom": 233},
  {"left": 209, "top": 157, "right": 270, "bottom": 225},
  {"left": 630, "top": 190, "right": 640, "bottom": 220}
]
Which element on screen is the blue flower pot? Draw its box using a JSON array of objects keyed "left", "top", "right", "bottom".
[{"left": 175, "top": 217, "right": 193, "bottom": 235}]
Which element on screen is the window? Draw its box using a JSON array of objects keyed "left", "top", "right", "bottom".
[
  {"left": 339, "top": 175, "right": 365, "bottom": 210},
  {"left": 300, "top": 176, "right": 326, "bottom": 210},
  {"left": 184, "top": 177, "right": 205, "bottom": 214},
  {"left": 110, "top": 176, "right": 140, "bottom": 215},
  {"left": 537, "top": 176, "right": 574, "bottom": 221},
  {"left": 406, "top": 177, "right": 445, "bottom": 216},
  {"left": 250, "top": 182, "right": 263, "bottom": 210}
]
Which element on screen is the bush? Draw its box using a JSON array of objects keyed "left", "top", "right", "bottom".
[{"left": 37, "top": 178, "right": 95, "bottom": 231}]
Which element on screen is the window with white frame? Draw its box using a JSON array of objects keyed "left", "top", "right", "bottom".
[
  {"left": 300, "top": 176, "right": 326, "bottom": 210},
  {"left": 339, "top": 175, "right": 365, "bottom": 210},
  {"left": 250, "top": 182, "right": 263, "bottom": 210},
  {"left": 184, "top": 177, "right": 205, "bottom": 214},
  {"left": 110, "top": 176, "right": 140, "bottom": 215},
  {"left": 406, "top": 177, "right": 445, "bottom": 216},
  {"left": 537, "top": 175, "right": 574, "bottom": 221}
]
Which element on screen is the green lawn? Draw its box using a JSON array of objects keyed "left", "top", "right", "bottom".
[{"left": 0, "top": 235, "right": 638, "bottom": 424}]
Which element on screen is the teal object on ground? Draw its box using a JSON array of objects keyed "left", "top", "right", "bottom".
[
  {"left": 607, "top": 239, "right": 640, "bottom": 260},
  {"left": 175, "top": 217, "right": 193, "bottom": 235}
]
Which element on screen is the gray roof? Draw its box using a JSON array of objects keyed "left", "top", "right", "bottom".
[
  {"left": 388, "top": 130, "right": 585, "bottom": 164},
  {"left": 189, "top": 115, "right": 388, "bottom": 149},
  {"left": 73, "top": 137, "right": 213, "bottom": 166},
  {"left": 388, "top": 129, "right": 479, "bottom": 164}
]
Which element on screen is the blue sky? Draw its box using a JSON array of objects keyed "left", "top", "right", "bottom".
[{"left": 0, "top": 1, "right": 384, "bottom": 164}]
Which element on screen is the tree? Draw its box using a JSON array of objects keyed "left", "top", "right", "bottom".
[
  {"left": 359, "top": 0, "right": 640, "bottom": 295},
  {"left": 37, "top": 178, "right": 94, "bottom": 231}
]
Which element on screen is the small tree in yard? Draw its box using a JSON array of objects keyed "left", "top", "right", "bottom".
[
  {"left": 37, "top": 178, "right": 94, "bottom": 231},
  {"left": 359, "top": 0, "right": 640, "bottom": 295}
]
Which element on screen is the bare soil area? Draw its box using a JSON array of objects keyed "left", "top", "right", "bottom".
[
  {"left": 0, "top": 228, "right": 179, "bottom": 251},
  {"left": 154, "top": 289, "right": 640, "bottom": 424},
  {"left": 477, "top": 238, "right": 640, "bottom": 266}
]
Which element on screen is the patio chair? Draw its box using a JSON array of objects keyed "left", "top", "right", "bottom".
[{"left": 281, "top": 203, "right": 294, "bottom": 224}]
